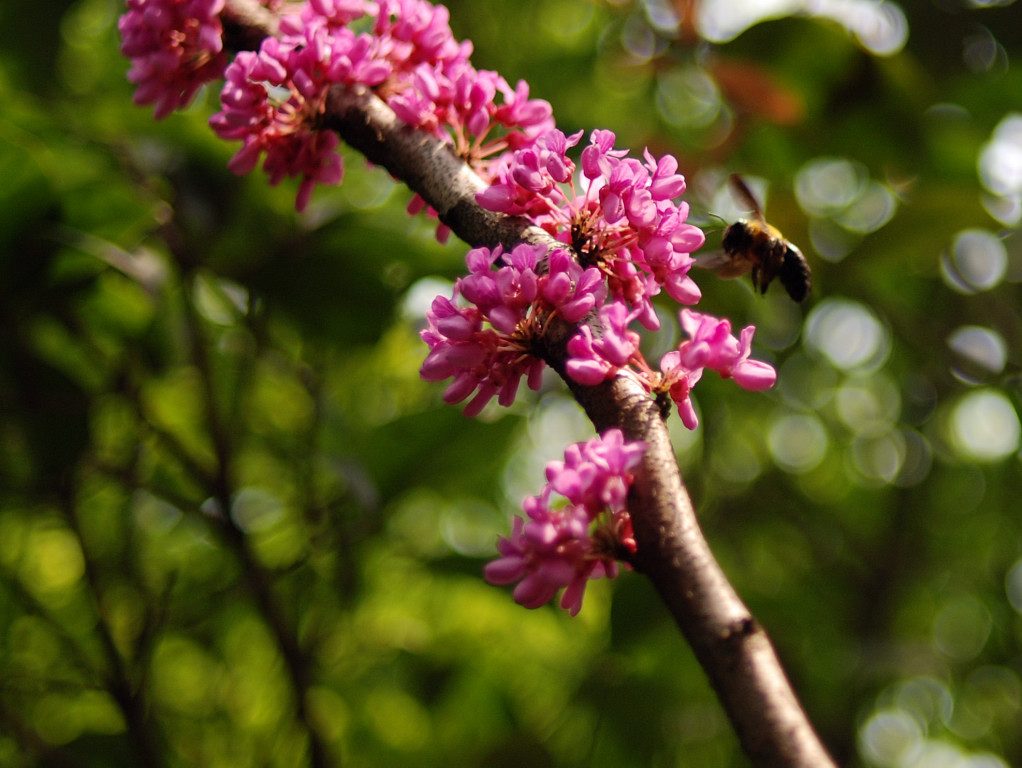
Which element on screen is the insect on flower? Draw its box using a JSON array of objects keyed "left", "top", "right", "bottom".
[{"left": 702, "top": 174, "right": 812, "bottom": 303}]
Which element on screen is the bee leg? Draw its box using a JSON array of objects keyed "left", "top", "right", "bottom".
[{"left": 751, "top": 262, "right": 765, "bottom": 294}]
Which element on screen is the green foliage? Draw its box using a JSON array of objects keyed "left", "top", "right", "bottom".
[{"left": 3, "top": 1, "right": 1022, "bottom": 767}]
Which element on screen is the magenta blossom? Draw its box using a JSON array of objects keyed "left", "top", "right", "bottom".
[
  {"left": 420, "top": 293, "right": 543, "bottom": 417},
  {"left": 565, "top": 301, "right": 642, "bottom": 386},
  {"left": 290, "top": 0, "right": 377, "bottom": 27},
  {"left": 119, "top": 0, "right": 227, "bottom": 119},
  {"left": 657, "top": 350, "right": 704, "bottom": 430},
  {"left": 209, "top": 34, "right": 342, "bottom": 211},
  {"left": 374, "top": 0, "right": 472, "bottom": 73},
  {"left": 207, "top": 14, "right": 395, "bottom": 211},
  {"left": 205, "top": 0, "right": 492, "bottom": 212},
  {"left": 541, "top": 248, "right": 606, "bottom": 322},
  {"left": 485, "top": 429, "right": 644, "bottom": 615},
  {"left": 566, "top": 306, "right": 775, "bottom": 428},
  {"left": 655, "top": 310, "right": 776, "bottom": 427},
  {"left": 389, "top": 61, "right": 553, "bottom": 182},
  {"left": 677, "top": 309, "right": 777, "bottom": 391},
  {"left": 371, "top": 0, "right": 552, "bottom": 237},
  {"left": 478, "top": 129, "right": 705, "bottom": 330},
  {"left": 421, "top": 243, "right": 604, "bottom": 416},
  {"left": 545, "top": 427, "right": 646, "bottom": 513}
]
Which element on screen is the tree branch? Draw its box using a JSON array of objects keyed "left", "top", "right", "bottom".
[
  {"left": 60, "top": 484, "right": 167, "bottom": 768},
  {"left": 329, "top": 82, "right": 837, "bottom": 768},
  {"left": 174, "top": 261, "right": 334, "bottom": 768},
  {"left": 220, "top": 4, "right": 838, "bottom": 765}
]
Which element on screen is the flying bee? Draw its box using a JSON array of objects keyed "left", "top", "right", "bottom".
[{"left": 704, "top": 174, "right": 812, "bottom": 302}]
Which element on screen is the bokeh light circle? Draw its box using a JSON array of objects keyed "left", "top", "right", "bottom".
[
  {"left": 1005, "top": 559, "right": 1022, "bottom": 614},
  {"left": 858, "top": 709, "right": 923, "bottom": 767},
  {"left": 941, "top": 229, "right": 1007, "bottom": 293},
  {"left": 835, "top": 375, "right": 900, "bottom": 437},
  {"left": 933, "top": 594, "right": 992, "bottom": 661},
  {"left": 979, "top": 114, "right": 1022, "bottom": 198},
  {"left": 949, "top": 389, "right": 1020, "bottom": 461},
  {"left": 795, "top": 158, "right": 866, "bottom": 215},
  {"left": 851, "top": 431, "right": 906, "bottom": 485},
  {"left": 805, "top": 299, "right": 890, "bottom": 372},
  {"left": 947, "top": 325, "right": 1007, "bottom": 383},
  {"left": 768, "top": 413, "right": 828, "bottom": 473}
]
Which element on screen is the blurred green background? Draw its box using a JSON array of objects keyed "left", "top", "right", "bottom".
[{"left": 2, "top": 0, "right": 1022, "bottom": 766}]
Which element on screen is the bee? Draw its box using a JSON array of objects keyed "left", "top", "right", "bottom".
[{"left": 710, "top": 174, "right": 812, "bottom": 303}]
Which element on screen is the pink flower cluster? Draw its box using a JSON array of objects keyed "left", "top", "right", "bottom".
[
  {"left": 417, "top": 126, "right": 776, "bottom": 427},
  {"left": 372, "top": 0, "right": 470, "bottom": 73},
  {"left": 420, "top": 243, "right": 605, "bottom": 416},
  {"left": 484, "top": 429, "right": 644, "bottom": 616},
  {"left": 378, "top": 4, "right": 553, "bottom": 236},
  {"left": 465, "top": 127, "right": 775, "bottom": 428},
  {"left": 391, "top": 64, "right": 553, "bottom": 177},
  {"left": 119, "top": 0, "right": 227, "bottom": 119},
  {"left": 208, "top": 4, "right": 404, "bottom": 211},
  {"left": 568, "top": 308, "right": 776, "bottom": 429},
  {"left": 122, "top": 0, "right": 549, "bottom": 211},
  {"left": 206, "top": 0, "right": 554, "bottom": 211},
  {"left": 119, "top": 0, "right": 785, "bottom": 616},
  {"left": 392, "top": 63, "right": 552, "bottom": 241},
  {"left": 478, "top": 128, "right": 705, "bottom": 330}
]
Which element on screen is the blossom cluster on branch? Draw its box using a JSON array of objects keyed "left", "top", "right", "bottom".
[
  {"left": 119, "top": 0, "right": 228, "bottom": 119},
  {"left": 420, "top": 242, "right": 605, "bottom": 416},
  {"left": 118, "top": 0, "right": 777, "bottom": 615},
  {"left": 484, "top": 429, "right": 644, "bottom": 616}
]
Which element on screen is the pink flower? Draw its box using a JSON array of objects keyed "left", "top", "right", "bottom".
[
  {"left": 581, "top": 128, "right": 627, "bottom": 180},
  {"left": 678, "top": 309, "right": 776, "bottom": 390},
  {"left": 541, "top": 249, "right": 605, "bottom": 322},
  {"left": 494, "top": 79, "right": 554, "bottom": 148},
  {"left": 304, "top": 0, "right": 377, "bottom": 26},
  {"left": 374, "top": 0, "right": 471, "bottom": 73},
  {"left": 119, "top": 0, "right": 227, "bottom": 119},
  {"left": 477, "top": 129, "right": 705, "bottom": 330},
  {"left": 209, "top": 22, "right": 373, "bottom": 211},
  {"left": 390, "top": 61, "right": 554, "bottom": 187},
  {"left": 421, "top": 243, "right": 610, "bottom": 414},
  {"left": 654, "top": 310, "right": 776, "bottom": 427},
  {"left": 367, "top": 1, "right": 552, "bottom": 237},
  {"left": 457, "top": 242, "right": 542, "bottom": 334},
  {"left": 565, "top": 301, "right": 641, "bottom": 385},
  {"left": 729, "top": 326, "right": 778, "bottom": 390},
  {"left": 419, "top": 244, "right": 552, "bottom": 416},
  {"left": 644, "top": 149, "right": 687, "bottom": 200},
  {"left": 484, "top": 503, "right": 597, "bottom": 615},
  {"left": 485, "top": 429, "right": 645, "bottom": 616},
  {"left": 420, "top": 298, "right": 544, "bottom": 417},
  {"left": 545, "top": 428, "right": 645, "bottom": 514},
  {"left": 658, "top": 350, "right": 703, "bottom": 430}
]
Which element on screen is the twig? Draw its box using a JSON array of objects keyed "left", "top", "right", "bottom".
[
  {"left": 60, "top": 484, "right": 167, "bottom": 768},
  {"left": 174, "top": 262, "right": 334, "bottom": 768}
]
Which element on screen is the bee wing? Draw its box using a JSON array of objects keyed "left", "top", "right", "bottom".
[
  {"left": 693, "top": 250, "right": 731, "bottom": 270},
  {"left": 693, "top": 250, "right": 753, "bottom": 279},
  {"left": 728, "top": 174, "right": 768, "bottom": 227}
]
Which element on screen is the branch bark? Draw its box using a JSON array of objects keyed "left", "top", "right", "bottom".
[{"left": 221, "top": 3, "right": 839, "bottom": 765}]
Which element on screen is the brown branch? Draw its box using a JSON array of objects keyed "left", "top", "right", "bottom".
[
  {"left": 322, "top": 86, "right": 551, "bottom": 252},
  {"left": 329, "top": 85, "right": 839, "bottom": 768},
  {"left": 218, "top": 4, "right": 839, "bottom": 766},
  {"left": 579, "top": 375, "right": 836, "bottom": 768}
]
